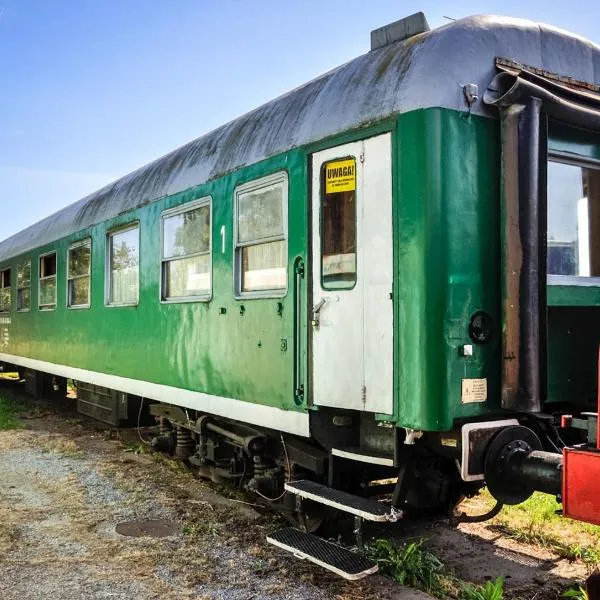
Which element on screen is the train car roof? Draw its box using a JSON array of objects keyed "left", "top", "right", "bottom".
[{"left": 2, "top": 13, "right": 600, "bottom": 262}]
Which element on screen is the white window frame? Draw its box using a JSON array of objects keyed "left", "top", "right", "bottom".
[
  {"left": 105, "top": 223, "right": 140, "bottom": 307},
  {"left": 16, "top": 260, "right": 31, "bottom": 313},
  {"left": 38, "top": 251, "right": 57, "bottom": 311},
  {"left": 547, "top": 152, "right": 600, "bottom": 287},
  {"left": 0, "top": 267, "right": 11, "bottom": 313},
  {"left": 160, "top": 197, "right": 212, "bottom": 304},
  {"left": 67, "top": 238, "right": 92, "bottom": 309},
  {"left": 233, "top": 171, "right": 288, "bottom": 299}
]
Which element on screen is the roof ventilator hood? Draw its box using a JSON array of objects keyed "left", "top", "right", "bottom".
[{"left": 370, "top": 12, "right": 430, "bottom": 51}]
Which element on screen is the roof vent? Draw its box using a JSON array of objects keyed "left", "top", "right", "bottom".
[{"left": 370, "top": 12, "right": 430, "bottom": 50}]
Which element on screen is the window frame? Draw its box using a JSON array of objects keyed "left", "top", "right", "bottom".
[
  {"left": 16, "top": 260, "right": 31, "bottom": 313},
  {"left": 67, "top": 238, "right": 92, "bottom": 309},
  {"left": 38, "top": 251, "right": 57, "bottom": 311},
  {"left": 547, "top": 152, "right": 600, "bottom": 287},
  {"left": 233, "top": 171, "right": 288, "bottom": 299},
  {"left": 105, "top": 222, "right": 140, "bottom": 307},
  {"left": 160, "top": 197, "right": 213, "bottom": 304},
  {"left": 0, "top": 267, "right": 11, "bottom": 313}
]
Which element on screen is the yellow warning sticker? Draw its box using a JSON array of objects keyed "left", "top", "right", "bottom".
[{"left": 325, "top": 158, "right": 356, "bottom": 194}]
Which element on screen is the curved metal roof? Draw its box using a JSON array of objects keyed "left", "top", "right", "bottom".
[{"left": 1, "top": 14, "right": 599, "bottom": 262}]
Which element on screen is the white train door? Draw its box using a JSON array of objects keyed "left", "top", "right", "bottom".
[{"left": 310, "top": 133, "right": 393, "bottom": 414}]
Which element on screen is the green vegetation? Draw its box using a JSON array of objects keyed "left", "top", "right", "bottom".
[
  {"left": 486, "top": 491, "right": 600, "bottom": 569},
  {"left": 367, "top": 538, "right": 505, "bottom": 599},
  {"left": 123, "top": 442, "right": 148, "bottom": 455},
  {"left": 460, "top": 577, "right": 505, "bottom": 600},
  {"left": 368, "top": 538, "right": 444, "bottom": 594},
  {"left": 460, "top": 489, "right": 600, "bottom": 572},
  {"left": 0, "top": 391, "right": 25, "bottom": 430},
  {"left": 562, "top": 586, "right": 588, "bottom": 600}
]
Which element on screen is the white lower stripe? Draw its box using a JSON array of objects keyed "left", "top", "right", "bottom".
[
  {"left": 331, "top": 448, "right": 394, "bottom": 466},
  {"left": 0, "top": 352, "right": 310, "bottom": 437},
  {"left": 283, "top": 483, "right": 391, "bottom": 522}
]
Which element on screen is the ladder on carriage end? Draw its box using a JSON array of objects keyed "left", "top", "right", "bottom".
[{"left": 266, "top": 448, "right": 401, "bottom": 580}]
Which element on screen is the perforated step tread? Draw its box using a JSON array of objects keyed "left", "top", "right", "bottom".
[
  {"left": 266, "top": 527, "right": 378, "bottom": 580},
  {"left": 284, "top": 479, "right": 399, "bottom": 522}
]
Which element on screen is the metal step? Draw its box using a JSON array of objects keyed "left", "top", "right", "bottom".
[
  {"left": 331, "top": 446, "right": 394, "bottom": 467},
  {"left": 284, "top": 479, "right": 401, "bottom": 522},
  {"left": 266, "top": 527, "right": 378, "bottom": 580}
]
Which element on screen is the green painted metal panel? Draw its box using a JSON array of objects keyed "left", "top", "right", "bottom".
[
  {"left": 548, "top": 285, "right": 600, "bottom": 306},
  {"left": 394, "top": 109, "right": 502, "bottom": 431},
  {"left": 2, "top": 150, "right": 309, "bottom": 417},
  {"left": 549, "top": 122, "right": 600, "bottom": 161},
  {"left": 547, "top": 307, "right": 600, "bottom": 407}
]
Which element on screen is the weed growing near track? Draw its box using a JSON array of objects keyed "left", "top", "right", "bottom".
[
  {"left": 367, "top": 538, "right": 506, "bottom": 599},
  {"left": 460, "top": 577, "right": 505, "bottom": 600},
  {"left": 460, "top": 489, "right": 600, "bottom": 572},
  {"left": 0, "top": 390, "right": 25, "bottom": 430},
  {"left": 562, "top": 586, "right": 589, "bottom": 599},
  {"left": 368, "top": 538, "right": 444, "bottom": 593},
  {"left": 490, "top": 491, "right": 600, "bottom": 569}
]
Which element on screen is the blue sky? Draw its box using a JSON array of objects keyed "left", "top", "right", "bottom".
[{"left": 0, "top": 0, "right": 598, "bottom": 241}]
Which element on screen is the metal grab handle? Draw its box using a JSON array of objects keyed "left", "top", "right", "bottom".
[
  {"left": 294, "top": 259, "right": 305, "bottom": 403},
  {"left": 311, "top": 298, "right": 327, "bottom": 328}
]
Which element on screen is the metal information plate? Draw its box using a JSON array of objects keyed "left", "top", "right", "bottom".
[{"left": 461, "top": 378, "right": 487, "bottom": 403}]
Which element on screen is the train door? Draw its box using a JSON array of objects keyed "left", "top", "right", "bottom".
[{"left": 310, "top": 133, "right": 393, "bottom": 414}]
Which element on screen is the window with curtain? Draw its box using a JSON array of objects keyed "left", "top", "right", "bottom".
[
  {"left": 107, "top": 226, "right": 139, "bottom": 305},
  {"left": 39, "top": 253, "right": 57, "bottom": 310},
  {"left": 161, "top": 199, "right": 211, "bottom": 301},
  {"left": 17, "top": 261, "right": 31, "bottom": 312},
  {"left": 0, "top": 268, "right": 11, "bottom": 313},
  {"left": 235, "top": 173, "right": 287, "bottom": 295},
  {"left": 68, "top": 239, "right": 91, "bottom": 308}
]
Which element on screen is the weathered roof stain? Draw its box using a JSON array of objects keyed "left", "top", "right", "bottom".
[{"left": 1, "top": 14, "right": 599, "bottom": 262}]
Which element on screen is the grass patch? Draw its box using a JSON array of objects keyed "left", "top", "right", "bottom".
[
  {"left": 562, "top": 586, "right": 588, "bottom": 599},
  {"left": 463, "top": 490, "right": 600, "bottom": 570},
  {"left": 0, "top": 392, "right": 25, "bottom": 430},
  {"left": 367, "top": 538, "right": 506, "bottom": 599},
  {"left": 460, "top": 577, "right": 505, "bottom": 600},
  {"left": 368, "top": 538, "right": 445, "bottom": 593}
]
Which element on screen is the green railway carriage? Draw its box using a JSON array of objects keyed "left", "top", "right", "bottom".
[{"left": 1, "top": 12, "right": 600, "bottom": 576}]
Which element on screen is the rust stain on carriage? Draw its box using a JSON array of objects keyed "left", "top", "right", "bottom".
[{"left": 500, "top": 106, "right": 523, "bottom": 410}]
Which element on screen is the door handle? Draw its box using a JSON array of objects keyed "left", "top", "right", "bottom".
[{"left": 311, "top": 298, "right": 327, "bottom": 329}]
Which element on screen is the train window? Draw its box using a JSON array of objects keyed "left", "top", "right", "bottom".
[
  {"left": 107, "top": 225, "right": 139, "bottom": 306},
  {"left": 547, "top": 159, "right": 600, "bottom": 277},
  {"left": 234, "top": 172, "right": 287, "bottom": 296},
  {"left": 0, "top": 268, "right": 11, "bottom": 313},
  {"left": 321, "top": 158, "right": 357, "bottom": 289},
  {"left": 161, "top": 198, "right": 211, "bottom": 301},
  {"left": 39, "top": 252, "right": 57, "bottom": 310},
  {"left": 68, "top": 239, "right": 91, "bottom": 308},
  {"left": 17, "top": 261, "right": 31, "bottom": 312}
]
